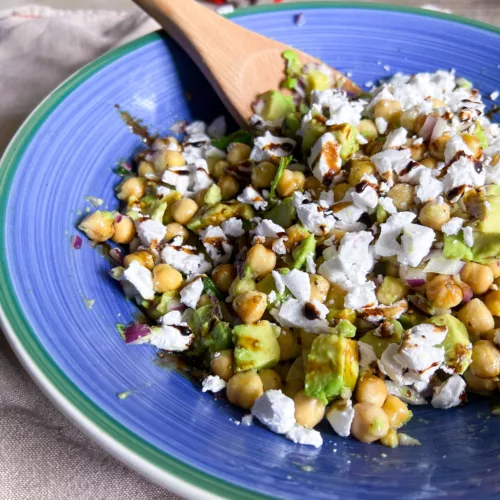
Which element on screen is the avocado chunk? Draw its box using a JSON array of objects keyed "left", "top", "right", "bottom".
[
  {"left": 187, "top": 202, "right": 254, "bottom": 232},
  {"left": 305, "top": 70, "right": 331, "bottom": 94},
  {"left": 301, "top": 115, "right": 328, "bottom": 154},
  {"left": 187, "top": 305, "right": 215, "bottom": 338},
  {"left": 256, "top": 90, "right": 295, "bottom": 123},
  {"left": 473, "top": 195, "right": 500, "bottom": 233},
  {"left": 377, "top": 276, "right": 408, "bottom": 305},
  {"left": 282, "top": 112, "right": 302, "bottom": 138},
  {"left": 398, "top": 310, "right": 427, "bottom": 330},
  {"left": 233, "top": 320, "right": 280, "bottom": 372},
  {"left": 204, "top": 184, "right": 222, "bottom": 206},
  {"left": 282, "top": 49, "right": 302, "bottom": 78},
  {"left": 359, "top": 320, "right": 404, "bottom": 358},
  {"left": 376, "top": 204, "right": 389, "bottom": 224},
  {"left": 205, "top": 321, "right": 233, "bottom": 352},
  {"left": 337, "top": 319, "right": 356, "bottom": 338},
  {"left": 443, "top": 233, "right": 473, "bottom": 261},
  {"left": 428, "top": 314, "right": 472, "bottom": 375},
  {"left": 328, "top": 123, "right": 360, "bottom": 161},
  {"left": 444, "top": 232, "right": 500, "bottom": 264},
  {"left": 304, "top": 334, "right": 359, "bottom": 404},
  {"left": 473, "top": 121, "right": 488, "bottom": 149},
  {"left": 292, "top": 233, "right": 316, "bottom": 269},
  {"left": 265, "top": 197, "right": 296, "bottom": 228}
]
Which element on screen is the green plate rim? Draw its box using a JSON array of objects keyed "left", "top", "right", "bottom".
[{"left": 0, "top": 3, "right": 499, "bottom": 499}]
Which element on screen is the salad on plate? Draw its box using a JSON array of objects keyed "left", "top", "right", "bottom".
[{"left": 78, "top": 51, "right": 500, "bottom": 449}]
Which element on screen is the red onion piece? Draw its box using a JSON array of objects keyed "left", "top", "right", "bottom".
[
  {"left": 430, "top": 117, "right": 449, "bottom": 144},
  {"left": 461, "top": 283, "right": 473, "bottom": 303},
  {"left": 115, "top": 214, "right": 123, "bottom": 223},
  {"left": 70, "top": 235, "right": 82, "bottom": 250},
  {"left": 418, "top": 115, "right": 438, "bottom": 141},
  {"left": 400, "top": 265, "right": 427, "bottom": 288},
  {"left": 124, "top": 324, "right": 152, "bottom": 345},
  {"left": 407, "top": 278, "right": 426, "bottom": 288},
  {"left": 109, "top": 247, "right": 123, "bottom": 265}
]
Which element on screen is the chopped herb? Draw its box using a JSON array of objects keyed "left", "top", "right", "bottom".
[
  {"left": 270, "top": 155, "right": 293, "bottom": 201},
  {"left": 212, "top": 130, "right": 253, "bottom": 150}
]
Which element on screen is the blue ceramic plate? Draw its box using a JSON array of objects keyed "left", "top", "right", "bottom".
[{"left": 1, "top": 3, "right": 500, "bottom": 499}]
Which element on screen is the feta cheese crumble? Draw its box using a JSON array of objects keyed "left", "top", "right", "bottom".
[
  {"left": 202, "top": 375, "right": 227, "bottom": 393},
  {"left": 431, "top": 375, "right": 466, "bottom": 409},
  {"left": 251, "top": 390, "right": 296, "bottom": 434}
]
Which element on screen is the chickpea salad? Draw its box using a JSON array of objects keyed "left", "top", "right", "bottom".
[{"left": 78, "top": 51, "right": 500, "bottom": 449}]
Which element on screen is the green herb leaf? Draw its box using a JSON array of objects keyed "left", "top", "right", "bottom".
[
  {"left": 203, "top": 277, "right": 224, "bottom": 301},
  {"left": 270, "top": 155, "right": 293, "bottom": 201},
  {"left": 212, "top": 130, "right": 253, "bottom": 151}
]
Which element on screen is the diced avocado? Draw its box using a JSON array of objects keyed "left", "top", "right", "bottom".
[
  {"left": 377, "top": 276, "right": 408, "bottom": 305},
  {"left": 188, "top": 305, "right": 215, "bottom": 338},
  {"left": 336, "top": 319, "right": 356, "bottom": 338},
  {"left": 233, "top": 320, "right": 280, "bottom": 372},
  {"left": 376, "top": 204, "right": 389, "bottom": 224},
  {"left": 327, "top": 308, "right": 356, "bottom": 325},
  {"left": 204, "top": 184, "right": 222, "bottom": 206},
  {"left": 257, "top": 90, "right": 295, "bottom": 123},
  {"left": 229, "top": 276, "right": 256, "bottom": 298},
  {"left": 486, "top": 185, "right": 500, "bottom": 197},
  {"left": 399, "top": 310, "right": 427, "bottom": 330},
  {"left": 256, "top": 271, "right": 291, "bottom": 306},
  {"left": 282, "top": 49, "right": 302, "bottom": 78},
  {"left": 305, "top": 334, "right": 359, "bottom": 404},
  {"left": 282, "top": 112, "right": 301, "bottom": 138},
  {"left": 147, "top": 200, "right": 167, "bottom": 222},
  {"left": 265, "top": 197, "right": 296, "bottom": 228},
  {"left": 473, "top": 195, "right": 500, "bottom": 233},
  {"left": 427, "top": 314, "right": 472, "bottom": 375},
  {"left": 301, "top": 116, "right": 327, "bottom": 153},
  {"left": 305, "top": 70, "right": 331, "bottom": 94},
  {"left": 474, "top": 121, "right": 488, "bottom": 149},
  {"left": 292, "top": 234, "right": 316, "bottom": 269},
  {"left": 205, "top": 321, "right": 233, "bottom": 352},
  {"left": 329, "top": 123, "right": 360, "bottom": 161},
  {"left": 456, "top": 77, "right": 472, "bottom": 90},
  {"left": 359, "top": 320, "right": 404, "bottom": 358},
  {"left": 443, "top": 233, "right": 474, "bottom": 261},
  {"left": 147, "top": 291, "right": 177, "bottom": 320},
  {"left": 187, "top": 202, "right": 254, "bottom": 232},
  {"left": 444, "top": 232, "right": 500, "bottom": 264}
]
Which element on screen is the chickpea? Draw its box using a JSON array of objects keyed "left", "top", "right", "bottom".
[
  {"left": 165, "top": 222, "right": 189, "bottom": 242},
  {"left": 460, "top": 262, "right": 494, "bottom": 295},
  {"left": 123, "top": 250, "right": 154, "bottom": 270},
  {"left": 111, "top": 216, "right": 136, "bottom": 244},
  {"left": 420, "top": 157, "right": 438, "bottom": 169},
  {"left": 376, "top": 276, "right": 408, "bottom": 306},
  {"left": 246, "top": 244, "right": 276, "bottom": 278},
  {"left": 429, "top": 133, "right": 452, "bottom": 161},
  {"left": 232, "top": 291, "right": 267, "bottom": 324},
  {"left": 380, "top": 428, "right": 399, "bottom": 448},
  {"left": 418, "top": 200, "right": 451, "bottom": 230},
  {"left": 251, "top": 162, "right": 277, "bottom": 188},
  {"left": 382, "top": 395, "right": 411, "bottom": 428},
  {"left": 351, "top": 403, "right": 390, "bottom": 444},
  {"left": 485, "top": 290, "right": 500, "bottom": 316},
  {"left": 470, "top": 340, "right": 500, "bottom": 378},
  {"left": 348, "top": 160, "right": 376, "bottom": 187},
  {"left": 304, "top": 176, "right": 323, "bottom": 199},
  {"left": 277, "top": 328, "right": 300, "bottom": 361},
  {"left": 309, "top": 274, "right": 330, "bottom": 303},
  {"left": 277, "top": 170, "right": 305, "bottom": 197},
  {"left": 293, "top": 390, "right": 326, "bottom": 429},
  {"left": 461, "top": 134, "right": 482, "bottom": 159},
  {"left": 197, "top": 294, "right": 211, "bottom": 307},
  {"left": 227, "top": 143, "right": 252, "bottom": 165},
  {"left": 171, "top": 198, "right": 198, "bottom": 225},
  {"left": 78, "top": 211, "right": 115, "bottom": 242},
  {"left": 273, "top": 362, "right": 291, "bottom": 382},
  {"left": 212, "top": 264, "right": 236, "bottom": 293},
  {"left": 464, "top": 369, "right": 498, "bottom": 394},
  {"left": 333, "top": 182, "right": 350, "bottom": 202},
  {"left": 211, "top": 350, "right": 234, "bottom": 381},
  {"left": 487, "top": 261, "right": 500, "bottom": 279},
  {"left": 285, "top": 224, "right": 309, "bottom": 250},
  {"left": 194, "top": 189, "right": 207, "bottom": 207},
  {"left": 364, "top": 140, "right": 383, "bottom": 157},
  {"left": 373, "top": 99, "right": 402, "bottom": 127},
  {"left": 283, "top": 379, "right": 304, "bottom": 399},
  {"left": 355, "top": 375, "right": 388, "bottom": 407},
  {"left": 414, "top": 114, "right": 428, "bottom": 134},
  {"left": 226, "top": 370, "right": 264, "bottom": 409},
  {"left": 117, "top": 176, "right": 146, "bottom": 201},
  {"left": 458, "top": 299, "right": 495, "bottom": 337},
  {"left": 400, "top": 108, "right": 420, "bottom": 133},
  {"left": 426, "top": 275, "right": 463, "bottom": 309},
  {"left": 325, "top": 284, "right": 347, "bottom": 309},
  {"left": 151, "top": 264, "right": 182, "bottom": 292},
  {"left": 154, "top": 150, "right": 186, "bottom": 173},
  {"left": 409, "top": 142, "right": 427, "bottom": 161},
  {"left": 218, "top": 175, "right": 240, "bottom": 200},
  {"left": 259, "top": 369, "right": 282, "bottom": 391},
  {"left": 138, "top": 160, "right": 155, "bottom": 178},
  {"left": 211, "top": 160, "right": 228, "bottom": 179},
  {"left": 358, "top": 119, "right": 378, "bottom": 141},
  {"left": 388, "top": 184, "right": 414, "bottom": 211}
]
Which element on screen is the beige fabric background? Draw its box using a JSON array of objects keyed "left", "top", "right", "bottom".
[{"left": 0, "top": 1, "right": 498, "bottom": 499}]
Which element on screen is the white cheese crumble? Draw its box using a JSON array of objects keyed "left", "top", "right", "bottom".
[
  {"left": 308, "top": 132, "right": 342, "bottom": 183},
  {"left": 250, "top": 131, "right": 296, "bottom": 162},
  {"left": 378, "top": 196, "right": 397, "bottom": 214},
  {"left": 221, "top": 218, "right": 244, "bottom": 238},
  {"left": 150, "top": 325, "right": 194, "bottom": 352},
  {"left": 136, "top": 219, "right": 166, "bottom": 247},
  {"left": 383, "top": 127, "right": 407, "bottom": 149},
  {"left": 237, "top": 186, "right": 268, "bottom": 211},
  {"left": 201, "top": 375, "right": 227, "bottom": 393},
  {"left": 200, "top": 226, "right": 233, "bottom": 264},
  {"left": 207, "top": 116, "right": 227, "bottom": 138},
  {"left": 431, "top": 375, "right": 466, "bottom": 409},
  {"left": 241, "top": 414, "right": 254, "bottom": 426},
  {"left": 443, "top": 156, "right": 485, "bottom": 195},
  {"left": 462, "top": 226, "right": 474, "bottom": 247},
  {"left": 441, "top": 217, "right": 464, "bottom": 236},
  {"left": 358, "top": 341, "right": 378, "bottom": 369},
  {"left": 294, "top": 192, "right": 335, "bottom": 235},
  {"left": 251, "top": 390, "right": 296, "bottom": 434},
  {"left": 344, "top": 282, "right": 377, "bottom": 310},
  {"left": 254, "top": 219, "right": 286, "bottom": 239},
  {"left": 280, "top": 269, "right": 311, "bottom": 302},
  {"left": 161, "top": 245, "right": 212, "bottom": 276},
  {"left": 180, "top": 277, "right": 204, "bottom": 309},
  {"left": 286, "top": 425, "right": 323, "bottom": 448},
  {"left": 277, "top": 298, "right": 329, "bottom": 333},
  {"left": 123, "top": 260, "right": 155, "bottom": 300},
  {"left": 326, "top": 399, "right": 355, "bottom": 437},
  {"left": 491, "top": 91, "right": 500, "bottom": 101},
  {"left": 375, "top": 117, "right": 388, "bottom": 134}
]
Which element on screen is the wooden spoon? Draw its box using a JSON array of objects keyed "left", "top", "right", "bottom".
[{"left": 133, "top": 0, "right": 360, "bottom": 126}]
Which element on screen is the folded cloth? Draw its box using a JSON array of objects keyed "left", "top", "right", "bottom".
[{"left": 0, "top": 6, "right": 182, "bottom": 498}]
